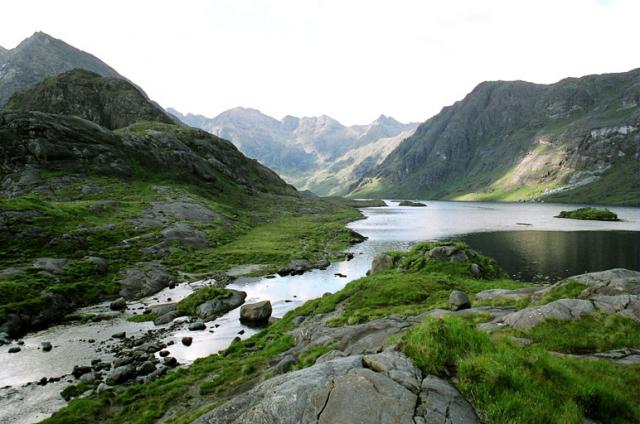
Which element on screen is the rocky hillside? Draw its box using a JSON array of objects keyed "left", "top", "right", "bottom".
[
  {"left": 0, "top": 71, "right": 370, "bottom": 339},
  {"left": 169, "top": 107, "right": 418, "bottom": 195},
  {"left": 351, "top": 68, "right": 640, "bottom": 205},
  {"left": 0, "top": 32, "right": 121, "bottom": 107},
  {"left": 4, "top": 69, "right": 177, "bottom": 129}
]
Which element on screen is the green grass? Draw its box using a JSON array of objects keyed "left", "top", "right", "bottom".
[
  {"left": 402, "top": 316, "right": 640, "bottom": 423},
  {"left": 556, "top": 207, "right": 619, "bottom": 221},
  {"left": 505, "top": 313, "right": 640, "bottom": 354},
  {"left": 127, "top": 313, "right": 159, "bottom": 323},
  {"left": 536, "top": 280, "right": 587, "bottom": 305},
  {"left": 176, "top": 287, "right": 231, "bottom": 316}
]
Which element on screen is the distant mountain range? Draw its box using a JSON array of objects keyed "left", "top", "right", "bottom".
[
  {"left": 0, "top": 32, "right": 121, "bottom": 107},
  {"left": 351, "top": 69, "right": 640, "bottom": 205},
  {"left": 168, "top": 107, "right": 419, "bottom": 195}
]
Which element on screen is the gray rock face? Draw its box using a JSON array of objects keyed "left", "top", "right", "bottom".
[
  {"left": 475, "top": 287, "right": 546, "bottom": 301},
  {"left": 161, "top": 223, "right": 210, "bottom": 248},
  {"left": 32, "top": 258, "right": 68, "bottom": 275},
  {"left": 196, "top": 289, "right": 246, "bottom": 321},
  {"left": 502, "top": 299, "right": 596, "bottom": 329},
  {"left": 566, "top": 268, "right": 640, "bottom": 296},
  {"left": 196, "top": 352, "right": 424, "bottom": 424},
  {"left": 118, "top": 262, "right": 175, "bottom": 300},
  {"left": 414, "top": 375, "right": 479, "bottom": 424},
  {"left": 240, "top": 300, "right": 272, "bottom": 324},
  {"left": 369, "top": 253, "right": 395, "bottom": 273},
  {"left": 449, "top": 290, "right": 471, "bottom": 311}
]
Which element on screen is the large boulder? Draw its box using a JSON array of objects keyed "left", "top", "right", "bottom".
[
  {"left": 239, "top": 300, "right": 272, "bottom": 325},
  {"left": 197, "top": 289, "right": 246, "bottom": 321},
  {"left": 118, "top": 261, "right": 175, "bottom": 300},
  {"left": 369, "top": 254, "right": 395, "bottom": 274},
  {"left": 449, "top": 290, "right": 471, "bottom": 311},
  {"left": 563, "top": 268, "right": 640, "bottom": 296},
  {"left": 502, "top": 299, "right": 596, "bottom": 329}
]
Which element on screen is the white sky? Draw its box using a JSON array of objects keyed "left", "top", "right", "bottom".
[{"left": 2, "top": 0, "right": 639, "bottom": 125}]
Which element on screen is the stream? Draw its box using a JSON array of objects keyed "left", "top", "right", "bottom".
[{"left": 1, "top": 200, "right": 639, "bottom": 423}]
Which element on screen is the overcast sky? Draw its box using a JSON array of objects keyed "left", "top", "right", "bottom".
[{"left": 2, "top": 0, "right": 639, "bottom": 125}]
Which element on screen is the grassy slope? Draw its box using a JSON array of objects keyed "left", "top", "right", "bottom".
[
  {"left": 46, "top": 241, "right": 640, "bottom": 423},
  {"left": 0, "top": 167, "right": 364, "bottom": 328}
]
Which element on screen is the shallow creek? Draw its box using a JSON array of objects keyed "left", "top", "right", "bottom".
[{"left": 1, "top": 201, "right": 639, "bottom": 423}]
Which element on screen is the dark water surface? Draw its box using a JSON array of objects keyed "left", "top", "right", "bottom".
[{"left": 458, "top": 230, "right": 640, "bottom": 281}]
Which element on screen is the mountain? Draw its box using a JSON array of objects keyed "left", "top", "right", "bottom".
[
  {"left": 351, "top": 69, "right": 640, "bottom": 205},
  {"left": 5, "top": 68, "right": 176, "bottom": 129},
  {"left": 0, "top": 70, "right": 303, "bottom": 337},
  {"left": 168, "top": 107, "right": 419, "bottom": 194},
  {"left": 0, "top": 31, "right": 121, "bottom": 107}
]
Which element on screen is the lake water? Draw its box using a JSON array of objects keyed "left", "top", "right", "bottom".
[{"left": 1, "top": 200, "right": 638, "bottom": 423}]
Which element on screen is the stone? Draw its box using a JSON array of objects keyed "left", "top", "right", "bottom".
[
  {"left": 85, "top": 256, "right": 108, "bottom": 274},
  {"left": 369, "top": 254, "right": 394, "bottom": 273},
  {"left": 8, "top": 346, "right": 20, "bottom": 353},
  {"left": 79, "top": 372, "right": 96, "bottom": 384},
  {"left": 181, "top": 337, "right": 193, "bottom": 346},
  {"left": 41, "top": 341, "right": 52, "bottom": 352},
  {"left": 277, "top": 259, "right": 313, "bottom": 276},
  {"left": 96, "top": 383, "right": 113, "bottom": 394},
  {"left": 292, "top": 316, "right": 305, "bottom": 326},
  {"left": 362, "top": 351, "right": 423, "bottom": 393},
  {"left": 502, "top": 299, "right": 596, "bottom": 329},
  {"left": 163, "top": 356, "right": 178, "bottom": 367},
  {"left": 563, "top": 268, "right": 640, "bottom": 296},
  {"left": 109, "top": 297, "right": 127, "bottom": 311},
  {"left": 195, "top": 353, "right": 424, "bottom": 424},
  {"left": 449, "top": 290, "right": 471, "bottom": 311},
  {"left": 136, "top": 361, "right": 157, "bottom": 376},
  {"left": 111, "top": 331, "right": 126, "bottom": 339},
  {"left": 196, "top": 289, "right": 247, "bottom": 321},
  {"left": 32, "top": 258, "right": 68, "bottom": 275},
  {"left": 106, "top": 364, "right": 136, "bottom": 385},
  {"left": 274, "top": 354, "right": 298, "bottom": 373},
  {"left": 160, "top": 223, "right": 210, "bottom": 248},
  {"left": 72, "top": 365, "right": 92, "bottom": 378},
  {"left": 240, "top": 300, "right": 272, "bottom": 325},
  {"left": 475, "top": 287, "right": 546, "bottom": 301},
  {"left": 159, "top": 350, "right": 170, "bottom": 357},
  {"left": 189, "top": 321, "right": 206, "bottom": 331},
  {"left": 118, "top": 261, "right": 176, "bottom": 300},
  {"left": 469, "top": 263, "right": 481, "bottom": 277},
  {"left": 414, "top": 375, "right": 479, "bottom": 423}
]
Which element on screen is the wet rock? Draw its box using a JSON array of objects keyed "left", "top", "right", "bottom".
[
  {"left": 414, "top": 375, "right": 479, "bottom": 424},
  {"left": 189, "top": 321, "right": 206, "bottom": 331},
  {"left": 32, "top": 258, "right": 68, "bottom": 275},
  {"left": 240, "top": 300, "right": 272, "bottom": 325},
  {"left": 79, "top": 372, "right": 97, "bottom": 384},
  {"left": 181, "top": 337, "right": 193, "bottom": 346},
  {"left": 106, "top": 364, "right": 136, "bottom": 385},
  {"left": 449, "top": 290, "right": 471, "bottom": 311},
  {"left": 159, "top": 350, "right": 170, "bottom": 357},
  {"left": 163, "top": 356, "right": 178, "bottom": 367},
  {"left": 8, "top": 346, "right": 20, "bottom": 353},
  {"left": 141, "top": 364, "right": 169, "bottom": 383},
  {"left": 369, "top": 254, "right": 394, "bottom": 274},
  {"left": 41, "top": 341, "right": 52, "bottom": 352},
  {"left": 109, "top": 297, "right": 127, "bottom": 311},
  {"left": 316, "top": 257, "right": 331, "bottom": 269},
  {"left": 277, "top": 259, "right": 313, "bottom": 277},
  {"left": 136, "top": 361, "right": 156, "bottom": 376},
  {"left": 72, "top": 365, "right": 92, "bottom": 378},
  {"left": 111, "top": 332, "right": 126, "bottom": 339},
  {"left": 154, "top": 311, "right": 182, "bottom": 325},
  {"left": 196, "top": 289, "right": 247, "bottom": 321}
]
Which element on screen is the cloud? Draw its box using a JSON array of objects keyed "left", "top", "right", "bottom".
[{"left": 1, "top": 0, "right": 638, "bottom": 124}]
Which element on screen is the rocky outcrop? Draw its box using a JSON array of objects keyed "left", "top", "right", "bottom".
[
  {"left": 566, "top": 268, "right": 640, "bottom": 296},
  {"left": 195, "top": 351, "right": 477, "bottom": 424},
  {"left": 118, "top": 261, "right": 176, "bottom": 300}
]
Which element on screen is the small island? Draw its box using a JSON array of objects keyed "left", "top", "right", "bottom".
[
  {"left": 398, "top": 200, "right": 427, "bottom": 207},
  {"left": 555, "top": 207, "right": 619, "bottom": 221}
]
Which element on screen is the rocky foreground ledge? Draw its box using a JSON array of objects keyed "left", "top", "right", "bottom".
[{"left": 43, "top": 242, "right": 640, "bottom": 423}]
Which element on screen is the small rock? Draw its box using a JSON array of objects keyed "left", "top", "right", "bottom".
[
  {"left": 136, "top": 361, "right": 156, "bottom": 376},
  {"left": 469, "top": 263, "right": 481, "bottom": 278},
  {"left": 159, "top": 350, "right": 170, "bottom": 357},
  {"left": 163, "top": 357, "right": 178, "bottom": 367},
  {"left": 189, "top": 321, "right": 206, "bottom": 331},
  {"left": 369, "top": 254, "right": 394, "bottom": 274},
  {"left": 72, "top": 365, "right": 92, "bottom": 378},
  {"left": 449, "top": 290, "right": 471, "bottom": 311},
  {"left": 8, "top": 346, "right": 21, "bottom": 353},
  {"left": 79, "top": 372, "right": 96, "bottom": 384},
  {"left": 96, "top": 383, "right": 113, "bottom": 394},
  {"left": 41, "top": 341, "right": 52, "bottom": 352},
  {"left": 274, "top": 354, "right": 297, "bottom": 373},
  {"left": 112, "top": 332, "right": 126, "bottom": 339},
  {"left": 181, "top": 337, "right": 193, "bottom": 346}
]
